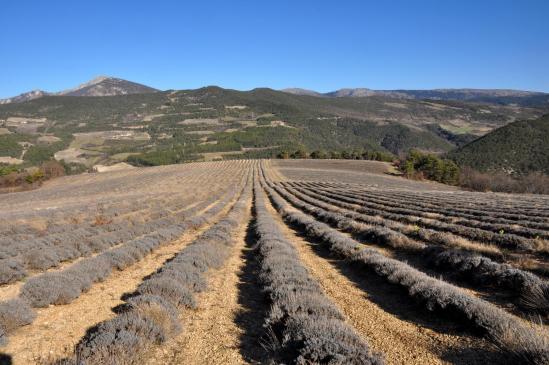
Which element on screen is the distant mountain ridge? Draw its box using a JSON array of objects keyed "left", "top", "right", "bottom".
[
  {"left": 0, "top": 76, "right": 158, "bottom": 104},
  {"left": 0, "top": 90, "right": 49, "bottom": 104},
  {"left": 282, "top": 87, "right": 549, "bottom": 106}
]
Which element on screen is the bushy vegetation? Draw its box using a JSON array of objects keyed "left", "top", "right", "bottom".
[
  {"left": 276, "top": 148, "right": 394, "bottom": 162},
  {"left": 459, "top": 167, "right": 549, "bottom": 194},
  {"left": 400, "top": 150, "right": 460, "bottom": 185},
  {"left": 0, "top": 134, "right": 24, "bottom": 158},
  {"left": 0, "top": 165, "right": 19, "bottom": 176},
  {"left": 448, "top": 115, "right": 549, "bottom": 175},
  {"left": 0, "top": 160, "right": 65, "bottom": 191},
  {"left": 127, "top": 148, "right": 201, "bottom": 166},
  {"left": 24, "top": 141, "right": 67, "bottom": 165}
]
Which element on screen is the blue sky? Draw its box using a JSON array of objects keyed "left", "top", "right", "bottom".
[{"left": 1, "top": 0, "right": 548, "bottom": 98}]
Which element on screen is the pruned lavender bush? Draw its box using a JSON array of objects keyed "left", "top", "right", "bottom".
[
  {"left": 0, "top": 173, "right": 249, "bottom": 345},
  {"left": 253, "top": 179, "right": 383, "bottom": 364},
  {"left": 74, "top": 311, "right": 168, "bottom": 364},
  {"left": 425, "top": 247, "right": 549, "bottom": 313},
  {"left": 0, "top": 259, "right": 26, "bottom": 285},
  {"left": 135, "top": 277, "right": 196, "bottom": 309},
  {"left": 58, "top": 172, "right": 252, "bottom": 364},
  {"left": 291, "top": 185, "right": 540, "bottom": 252},
  {"left": 262, "top": 178, "right": 549, "bottom": 365},
  {"left": 307, "top": 183, "right": 549, "bottom": 235},
  {"left": 275, "top": 182, "right": 549, "bottom": 313},
  {"left": 0, "top": 299, "right": 35, "bottom": 333}
]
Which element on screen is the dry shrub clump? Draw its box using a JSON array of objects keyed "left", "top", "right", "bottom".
[
  {"left": 0, "top": 298, "right": 35, "bottom": 346},
  {"left": 0, "top": 298, "right": 35, "bottom": 333},
  {"left": 0, "top": 259, "right": 27, "bottom": 284},
  {"left": 424, "top": 247, "right": 549, "bottom": 313},
  {"left": 459, "top": 167, "right": 549, "bottom": 195}
]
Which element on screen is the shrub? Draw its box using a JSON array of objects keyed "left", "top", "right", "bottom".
[
  {"left": 21, "top": 273, "right": 82, "bottom": 307},
  {"left": 125, "top": 294, "right": 182, "bottom": 336},
  {"left": 0, "top": 298, "right": 35, "bottom": 333},
  {"left": 401, "top": 149, "right": 460, "bottom": 185},
  {"left": 74, "top": 311, "right": 167, "bottom": 364},
  {"left": 460, "top": 166, "right": 549, "bottom": 194},
  {"left": 136, "top": 277, "right": 196, "bottom": 309},
  {"left": 0, "top": 259, "right": 27, "bottom": 284},
  {"left": 25, "top": 170, "right": 45, "bottom": 184},
  {"left": 22, "top": 248, "right": 61, "bottom": 270}
]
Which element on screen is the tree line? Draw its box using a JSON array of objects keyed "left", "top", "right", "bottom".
[{"left": 276, "top": 149, "right": 395, "bottom": 162}]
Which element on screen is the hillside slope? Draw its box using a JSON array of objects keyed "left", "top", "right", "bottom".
[
  {"left": 0, "top": 85, "right": 546, "bottom": 169},
  {"left": 448, "top": 114, "right": 549, "bottom": 174}
]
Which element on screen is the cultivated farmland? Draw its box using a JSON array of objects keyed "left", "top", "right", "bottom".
[{"left": 0, "top": 159, "right": 548, "bottom": 364}]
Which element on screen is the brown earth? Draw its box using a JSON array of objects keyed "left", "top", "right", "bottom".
[{"left": 146, "top": 198, "right": 253, "bottom": 364}]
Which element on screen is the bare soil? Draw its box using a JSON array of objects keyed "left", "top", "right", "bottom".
[{"left": 146, "top": 199, "right": 253, "bottom": 364}]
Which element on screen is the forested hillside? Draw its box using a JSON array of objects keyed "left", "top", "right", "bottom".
[
  {"left": 0, "top": 85, "right": 546, "bottom": 170},
  {"left": 448, "top": 114, "right": 549, "bottom": 174}
]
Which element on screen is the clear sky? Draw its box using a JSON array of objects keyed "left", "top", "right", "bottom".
[{"left": 1, "top": 0, "right": 548, "bottom": 98}]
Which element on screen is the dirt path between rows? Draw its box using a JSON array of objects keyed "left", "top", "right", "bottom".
[
  {"left": 264, "top": 160, "right": 285, "bottom": 182},
  {"left": 263, "top": 199, "right": 499, "bottom": 365},
  {"left": 2, "top": 200, "right": 233, "bottom": 365},
  {"left": 147, "top": 200, "right": 253, "bottom": 365}
]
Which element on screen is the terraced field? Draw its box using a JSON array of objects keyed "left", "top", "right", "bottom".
[{"left": 0, "top": 159, "right": 548, "bottom": 364}]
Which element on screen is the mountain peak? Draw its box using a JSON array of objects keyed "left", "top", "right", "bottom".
[
  {"left": 58, "top": 76, "right": 158, "bottom": 97},
  {"left": 0, "top": 76, "right": 158, "bottom": 103}
]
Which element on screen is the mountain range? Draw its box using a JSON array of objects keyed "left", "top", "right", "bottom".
[
  {"left": 282, "top": 87, "right": 549, "bottom": 106},
  {"left": 0, "top": 76, "right": 548, "bottom": 176},
  {"left": 2, "top": 77, "right": 548, "bottom": 107},
  {"left": 0, "top": 77, "right": 158, "bottom": 104}
]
